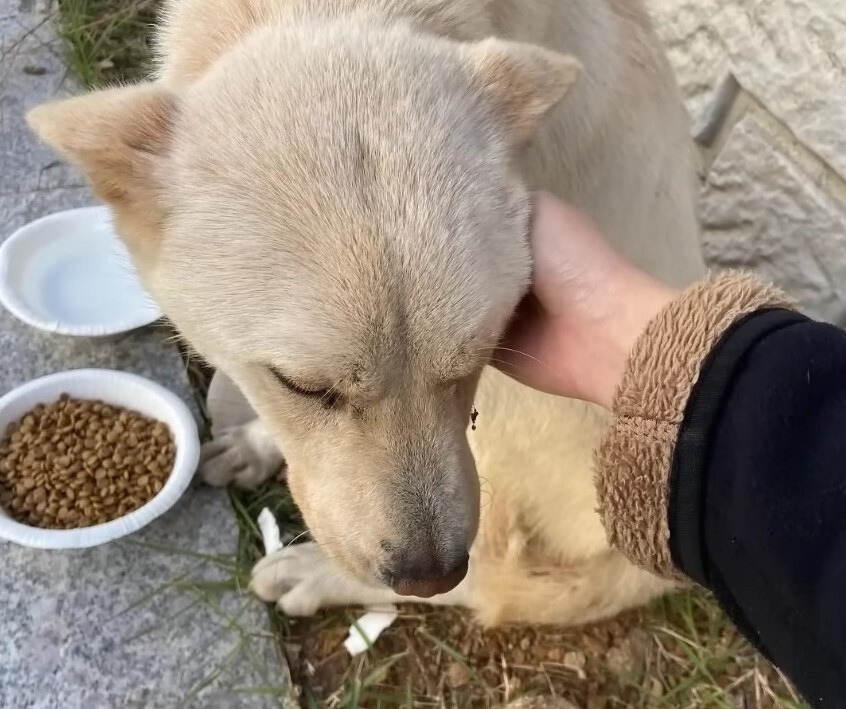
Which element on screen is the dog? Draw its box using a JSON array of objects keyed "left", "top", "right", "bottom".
[{"left": 29, "top": 0, "right": 705, "bottom": 626}]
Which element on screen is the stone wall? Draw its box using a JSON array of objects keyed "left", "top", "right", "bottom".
[{"left": 649, "top": 0, "right": 846, "bottom": 324}]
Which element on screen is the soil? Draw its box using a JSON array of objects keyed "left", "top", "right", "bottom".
[{"left": 279, "top": 598, "right": 796, "bottom": 708}]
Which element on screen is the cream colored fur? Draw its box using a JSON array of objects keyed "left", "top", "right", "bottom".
[{"left": 28, "top": 0, "right": 704, "bottom": 626}]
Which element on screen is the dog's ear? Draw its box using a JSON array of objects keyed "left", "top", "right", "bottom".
[
  {"left": 27, "top": 84, "right": 175, "bottom": 222},
  {"left": 461, "top": 38, "right": 580, "bottom": 143}
]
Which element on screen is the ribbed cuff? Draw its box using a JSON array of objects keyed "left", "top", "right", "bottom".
[{"left": 594, "top": 272, "right": 793, "bottom": 578}]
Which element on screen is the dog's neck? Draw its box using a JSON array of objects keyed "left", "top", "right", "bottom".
[{"left": 159, "top": 0, "right": 504, "bottom": 88}]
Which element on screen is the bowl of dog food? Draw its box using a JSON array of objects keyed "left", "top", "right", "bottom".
[
  {"left": 0, "top": 206, "right": 161, "bottom": 336},
  {"left": 0, "top": 369, "right": 200, "bottom": 549}
]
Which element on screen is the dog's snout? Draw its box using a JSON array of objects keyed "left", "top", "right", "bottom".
[{"left": 385, "top": 544, "right": 469, "bottom": 598}]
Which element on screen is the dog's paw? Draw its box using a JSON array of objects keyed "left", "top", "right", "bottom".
[
  {"left": 199, "top": 419, "right": 284, "bottom": 488},
  {"left": 250, "top": 542, "right": 341, "bottom": 616}
]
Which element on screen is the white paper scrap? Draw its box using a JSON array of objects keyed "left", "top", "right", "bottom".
[
  {"left": 343, "top": 605, "right": 399, "bottom": 656},
  {"left": 258, "top": 507, "right": 282, "bottom": 555}
]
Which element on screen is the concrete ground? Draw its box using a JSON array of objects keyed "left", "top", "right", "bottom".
[{"left": 0, "top": 1, "right": 287, "bottom": 706}]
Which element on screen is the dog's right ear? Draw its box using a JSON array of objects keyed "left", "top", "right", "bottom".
[
  {"left": 27, "top": 84, "right": 176, "bottom": 256},
  {"left": 460, "top": 38, "right": 581, "bottom": 144}
]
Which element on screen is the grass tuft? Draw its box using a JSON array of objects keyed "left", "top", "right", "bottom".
[{"left": 57, "top": 0, "right": 160, "bottom": 87}]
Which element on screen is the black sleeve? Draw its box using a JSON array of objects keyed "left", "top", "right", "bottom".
[{"left": 668, "top": 309, "right": 846, "bottom": 707}]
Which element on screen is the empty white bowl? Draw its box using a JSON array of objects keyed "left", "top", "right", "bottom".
[
  {"left": 0, "top": 369, "right": 200, "bottom": 549},
  {"left": 0, "top": 206, "right": 161, "bottom": 336}
]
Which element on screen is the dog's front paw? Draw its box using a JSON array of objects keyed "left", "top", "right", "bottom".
[
  {"left": 250, "top": 542, "right": 339, "bottom": 616},
  {"left": 199, "top": 419, "right": 284, "bottom": 488}
]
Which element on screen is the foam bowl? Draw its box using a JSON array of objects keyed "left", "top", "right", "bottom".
[
  {"left": 0, "top": 369, "right": 200, "bottom": 549},
  {"left": 0, "top": 206, "right": 161, "bottom": 336}
]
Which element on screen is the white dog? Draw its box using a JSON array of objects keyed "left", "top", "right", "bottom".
[{"left": 29, "top": 0, "right": 704, "bottom": 626}]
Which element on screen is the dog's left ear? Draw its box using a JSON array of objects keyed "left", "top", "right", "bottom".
[
  {"left": 27, "top": 83, "right": 176, "bottom": 262},
  {"left": 27, "top": 84, "right": 175, "bottom": 207},
  {"left": 460, "top": 38, "right": 581, "bottom": 143}
]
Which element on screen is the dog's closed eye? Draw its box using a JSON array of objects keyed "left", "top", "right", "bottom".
[{"left": 269, "top": 367, "right": 342, "bottom": 409}]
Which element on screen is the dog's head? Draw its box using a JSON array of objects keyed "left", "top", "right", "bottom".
[{"left": 29, "top": 22, "right": 578, "bottom": 596}]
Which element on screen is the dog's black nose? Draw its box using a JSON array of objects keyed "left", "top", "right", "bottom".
[{"left": 385, "top": 546, "right": 469, "bottom": 598}]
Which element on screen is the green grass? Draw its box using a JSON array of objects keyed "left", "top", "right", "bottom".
[
  {"left": 53, "top": 5, "right": 810, "bottom": 706},
  {"left": 643, "top": 591, "right": 804, "bottom": 709},
  {"left": 56, "top": 0, "right": 160, "bottom": 87}
]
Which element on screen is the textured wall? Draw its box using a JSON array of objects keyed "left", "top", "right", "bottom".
[{"left": 649, "top": 0, "right": 846, "bottom": 323}]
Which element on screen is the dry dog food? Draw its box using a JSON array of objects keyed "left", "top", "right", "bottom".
[{"left": 0, "top": 394, "right": 175, "bottom": 529}]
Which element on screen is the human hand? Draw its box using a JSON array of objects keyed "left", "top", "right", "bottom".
[{"left": 494, "top": 192, "right": 678, "bottom": 409}]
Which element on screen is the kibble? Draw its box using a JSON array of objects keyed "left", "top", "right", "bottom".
[{"left": 0, "top": 394, "right": 175, "bottom": 530}]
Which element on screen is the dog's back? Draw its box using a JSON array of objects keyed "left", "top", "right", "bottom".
[{"left": 462, "top": 0, "right": 704, "bottom": 625}]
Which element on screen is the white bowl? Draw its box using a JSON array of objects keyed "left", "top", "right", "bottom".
[
  {"left": 0, "top": 206, "right": 161, "bottom": 336},
  {"left": 0, "top": 369, "right": 200, "bottom": 549}
]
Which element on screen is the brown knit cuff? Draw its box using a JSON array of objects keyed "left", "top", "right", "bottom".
[{"left": 595, "top": 271, "right": 793, "bottom": 578}]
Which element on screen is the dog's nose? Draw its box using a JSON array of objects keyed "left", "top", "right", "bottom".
[{"left": 385, "top": 547, "right": 469, "bottom": 598}]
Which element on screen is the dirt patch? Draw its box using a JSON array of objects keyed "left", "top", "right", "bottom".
[{"left": 276, "top": 584, "right": 802, "bottom": 708}]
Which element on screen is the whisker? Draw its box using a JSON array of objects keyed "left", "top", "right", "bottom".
[
  {"left": 486, "top": 357, "right": 518, "bottom": 369},
  {"left": 282, "top": 529, "right": 312, "bottom": 549},
  {"left": 495, "top": 345, "right": 551, "bottom": 369},
  {"left": 490, "top": 349, "right": 564, "bottom": 382}
]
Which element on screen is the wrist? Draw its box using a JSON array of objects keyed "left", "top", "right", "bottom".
[{"left": 580, "top": 272, "right": 677, "bottom": 409}]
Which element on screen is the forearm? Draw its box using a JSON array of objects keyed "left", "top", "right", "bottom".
[{"left": 595, "top": 272, "right": 846, "bottom": 706}]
